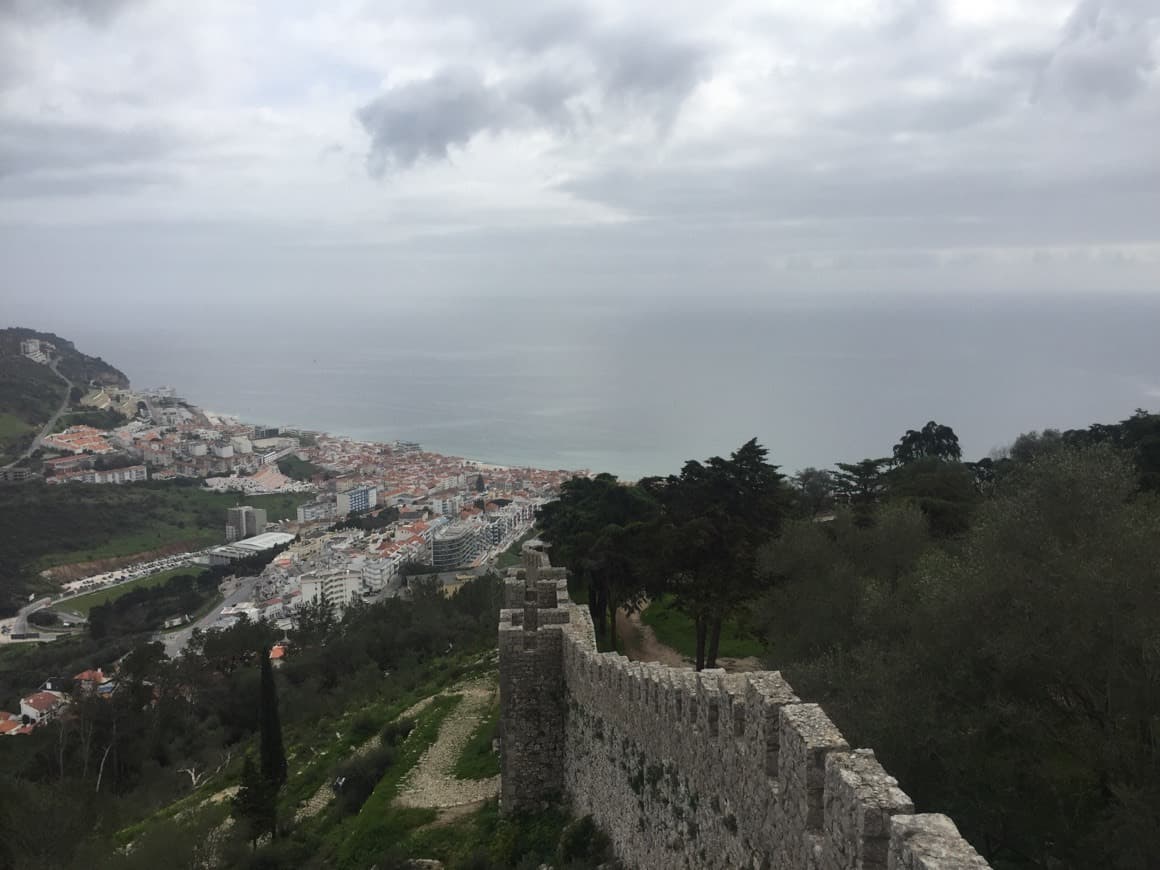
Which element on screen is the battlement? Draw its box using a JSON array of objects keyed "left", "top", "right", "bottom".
[{"left": 499, "top": 566, "right": 990, "bottom": 870}]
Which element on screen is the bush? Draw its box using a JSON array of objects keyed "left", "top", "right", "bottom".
[
  {"left": 557, "top": 815, "right": 613, "bottom": 867},
  {"left": 347, "top": 711, "right": 379, "bottom": 744},
  {"left": 380, "top": 717, "right": 414, "bottom": 748},
  {"left": 333, "top": 745, "right": 397, "bottom": 816}
]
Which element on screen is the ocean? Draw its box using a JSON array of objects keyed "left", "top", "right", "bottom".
[{"left": 52, "top": 292, "right": 1160, "bottom": 479}]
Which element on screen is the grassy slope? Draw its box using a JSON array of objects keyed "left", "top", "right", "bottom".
[
  {"left": 495, "top": 529, "right": 536, "bottom": 571},
  {"left": 640, "top": 595, "right": 764, "bottom": 660},
  {"left": 19, "top": 485, "right": 309, "bottom": 571},
  {"left": 98, "top": 655, "right": 583, "bottom": 870},
  {"left": 0, "top": 357, "right": 66, "bottom": 461},
  {"left": 0, "top": 482, "right": 311, "bottom": 612},
  {"left": 53, "top": 566, "right": 208, "bottom": 616}
]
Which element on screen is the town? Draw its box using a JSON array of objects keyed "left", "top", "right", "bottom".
[{"left": 1, "top": 342, "right": 577, "bottom": 734}]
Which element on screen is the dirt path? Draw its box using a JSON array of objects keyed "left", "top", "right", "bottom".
[
  {"left": 615, "top": 607, "right": 763, "bottom": 674},
  {"left": 396, "top": 679, "right": 499, "bottom": 810},
  {"left": 616, "top": 607, "right": 688, "bottom": 668}
]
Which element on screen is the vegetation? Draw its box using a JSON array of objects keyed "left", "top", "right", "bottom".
[
  {"left": 535, "top": 408, "right": 1160, "bottom": 869},
  {"left": 0, "top": 570, "right": 506, "bottom": 869},
  {"left": 52, "top": 407, "right": 130, "bottom": 432},
  {"left": 495, "top": 528, "right": 536, "bottom": 570},
  {"left": 0, "top": 480, "right": 310, "bottom": 616},
  {"left": 54, "top": 566, "right": 208, "bottom": 616},
  {"left": 276, "top": 455, "right": 326, "bottom": 482},
  {"left": 453, "top": 701, "right": 500, "bottom": 780},
  {"left": 639, "top": 596, "right": 762, "bottom": 661},
  {"left": 87, "top": 570, "right": 221, "bottom": 639},
  {"left": 0, "top": 327, "right": 129, "bottom": 462}
]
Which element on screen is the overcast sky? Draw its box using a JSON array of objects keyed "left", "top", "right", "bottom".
[{"left": 1, "top": 0, "right": 1158, "bottom": 322}]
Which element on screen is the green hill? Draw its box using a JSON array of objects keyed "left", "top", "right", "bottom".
[{"left": 0, "top": 327, "right": 130, "bottom": 463}]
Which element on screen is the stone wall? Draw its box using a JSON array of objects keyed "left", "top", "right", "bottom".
[{"left": 498, "top": 556, "right": 991, "bottom": 870}]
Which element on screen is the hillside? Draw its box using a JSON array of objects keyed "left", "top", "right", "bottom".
[
  {"left": 0, "top": 482, "right": 310, "bottom": 616},
  {"left": 0, "top": 327, "right": 130, "bottom": 463}
]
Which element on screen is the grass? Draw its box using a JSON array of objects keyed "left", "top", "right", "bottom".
[
  {"left": 20, "top": 486, "right": 312, "bottom": 572},
  {"left": 399, "top": 800, "right": 573, "bottom": 868},
  {"left": 496, "top": 529, "right": 536, "bottom": 570},
  {"left": 53, "top": 566, "right": 207, "bottom": 616},
  {"left": 333, "top": 693, "right": 463, "bottom": 869},
  {"left": 0, "top": 412, "right": 33, "bottom": 439},
  {"left": 641, "top": 596, "right": 765, "bottom": 660},
  {"left": 453, "top": 700, "right": 500, "bottom": 780}
]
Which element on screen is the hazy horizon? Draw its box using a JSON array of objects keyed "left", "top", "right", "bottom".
[{"left": 8, "top": 288, "right": 1159, "bottom": 479}]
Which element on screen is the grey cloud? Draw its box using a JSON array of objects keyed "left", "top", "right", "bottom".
[
  {"left": 0, "top": 0, "right": 139, "bottom": 25},
  {"left": 557, "top": 159, "right": 1160, "bottom": 251},
  {"left": 1036, "top": 0, "right": 1160, "bottom": 105},
  {"left": 0, "top": 166, "right": 175, "bottom": 198},
  {"left": 356, "top": 9, "right": 711, "bottom": 174},
  {"left": 0, "top": 119, "right": 178, "bottom": 178},
  {"left": 356, "top": 68, "right": 511, "bottom": 175}
]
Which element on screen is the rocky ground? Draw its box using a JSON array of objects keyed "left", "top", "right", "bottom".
[{"left": 396, "top": 678, "right": 499, "bottom": 810}]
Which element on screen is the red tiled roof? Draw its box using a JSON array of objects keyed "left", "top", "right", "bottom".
[{"left": 23, "top": 691, "right": 64, "bottom": 712}]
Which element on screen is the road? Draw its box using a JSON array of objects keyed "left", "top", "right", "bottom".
[
  {"left": 0, "top": 597, "right": 55, "bottom": 643},
  {"left": 2, "top": 356, "right": 74, "bottom": 470},
  {"left": 159, "top": 576, "right": 258, "bottom": 658}
]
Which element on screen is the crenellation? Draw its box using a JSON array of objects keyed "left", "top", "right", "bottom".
[
  {"left": 500, "top": 554, "right": 989, "bottom": 869},
  {"left": 823, "top": 749, "right": 915, "bottom": 870},
  {"left": 887, "top": 815, "right": 990, "bottom": 870}
]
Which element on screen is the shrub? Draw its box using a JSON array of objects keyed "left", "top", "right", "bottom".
[
  {"left": 333, "top": 745, "right": 397, "bottom": 815},
  {"left": 380, "top": 716, "right": 415, "bottom": 748}
]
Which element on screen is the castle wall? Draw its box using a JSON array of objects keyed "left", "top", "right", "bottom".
[{"left": 499, "top": 567, "right": 991, "bottom": 870}]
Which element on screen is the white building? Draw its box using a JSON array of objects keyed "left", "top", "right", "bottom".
[
  {"left": 19, "top": 338, "right": 49, "bottom": 364},
  {"left": 337, "top": 485, "right": 378, "bottom": 516},
  {"left": 297, "top": 500, "right": 338, "bottom": 523},
  {"left": 431, "top": 521, "right": 483, "bottom": 570},
  {"left": 20, "top": 690, "right": 67, "bottom": 724},
  {"left": 300, "top": 569, "right": 362, "bottom": 611}
]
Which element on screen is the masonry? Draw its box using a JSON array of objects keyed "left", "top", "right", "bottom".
[{"left": 499, "top": 551, "right": 991, "bottom": 870}]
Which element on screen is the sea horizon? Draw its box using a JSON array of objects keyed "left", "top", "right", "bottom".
[{"left": 13, "top": 290, "right": 1160, "bottom": 480}]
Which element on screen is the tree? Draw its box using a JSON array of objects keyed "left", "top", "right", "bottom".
[
  {"left": 474, "top": 473, "right": 486, "bottom": 493},
  {"left": 832, "top": 458, "right": 891, "bottom": 524},
  {"left": 232, "top": 754, "right": 275, "bottom": 849},
  {"left": 790, "top": 467, "right": 836, "bottom": 518},
  {"left": 885, "top": 457, "right": 979, "bottom": 537},
  {"left": 259, "top": 649, "right": 287, "bottom": 793},
  {"left": 892, "top": 421, "right": 962, "bottom": 464},
  {"left": 537, "top": 473, "right": 658, "bottom": 642},
  {"left": 642, "top": 439, "right": 789, "bottom": 669}
]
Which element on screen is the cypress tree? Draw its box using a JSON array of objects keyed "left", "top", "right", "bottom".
[
  {"left": 259, "top": 647, "right": 287, "bottom": 788},
  {"left": 232, "top": 754, "right": 273, "bottom": 848}
]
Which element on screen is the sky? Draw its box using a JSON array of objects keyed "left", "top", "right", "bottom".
[{"left": 0, "top": 0, "right": 1157, "bottom": 327}]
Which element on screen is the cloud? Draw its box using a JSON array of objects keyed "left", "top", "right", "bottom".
[
  {"left": 0, "top": 0, "right": 139, "bottom": 25},
  {"left": 1036, "top": 0, "right": 1160, "bottom": 105},
  {"left": 355, "top": 9, "right": 711, "bottom": 174},
  {"left": 356, "top": 68, "right": 509, "bottom": 174},
  {"left": 0, "top": 119, "right": 179, "bottom": 179}
]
